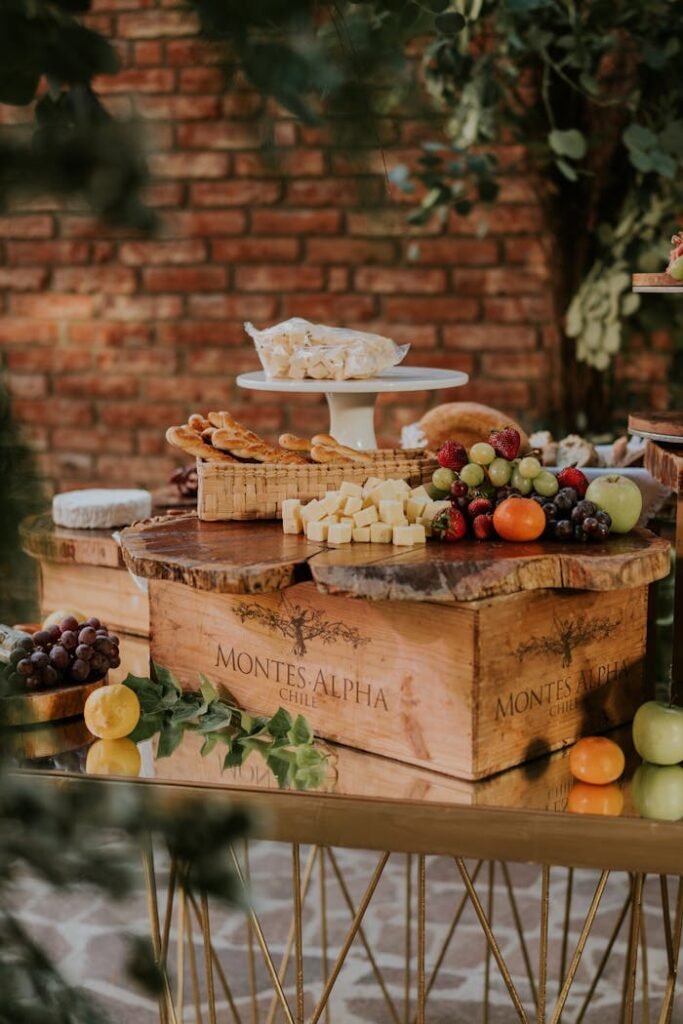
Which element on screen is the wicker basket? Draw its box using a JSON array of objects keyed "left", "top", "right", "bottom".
[{"left": 197, "top": 450, "right": 437, "bottom": 521}]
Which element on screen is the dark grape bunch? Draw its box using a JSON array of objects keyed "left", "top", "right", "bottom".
[
  {"left": 531, "top": 488, "right": 612, "bottom": 543},
  {"left": 5, "top": 616, "right": 120, "bottom": 693}
]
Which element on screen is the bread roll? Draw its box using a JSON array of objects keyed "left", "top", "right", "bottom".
[{"left": 417, "top": 402, "right": 529, "bottom": 453}]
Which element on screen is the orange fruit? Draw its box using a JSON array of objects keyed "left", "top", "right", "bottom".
[
  {"left": 567, "top": 782, "right": 624, "bottom": 816},
  {"left": 492, "top": 497, "right": 546, "bottom": 542},
  {"left": 568, "top": 736, "right": 625, "bottom": 785}
]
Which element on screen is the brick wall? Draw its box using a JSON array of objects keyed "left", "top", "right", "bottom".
[{"left": 0, "top": 3, "right": 674, "bottom": 493}]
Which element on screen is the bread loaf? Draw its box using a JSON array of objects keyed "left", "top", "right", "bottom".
[{"left": 418, "top": 402, "right": 529, "bottom": 453}]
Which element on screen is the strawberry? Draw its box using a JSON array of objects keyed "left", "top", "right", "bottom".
[
  {"left": 468, "top": 496, "right": 493, "bottom": 519},
  {"left": 556, "top": 466, "right": 588, "bottom": 498},
  {"left": 487, "top": 426, "right": 521, "bottom": 461},
  {"left": 433, "top": 505, "right": 467, "bottom": 542},
  {"left": 472, "top": 513, "right": 495, "bottom": 540},
  {"left": 437, "top": 440, "right": 468, "bottom": 472}
]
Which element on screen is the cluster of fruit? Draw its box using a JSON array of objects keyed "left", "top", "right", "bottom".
[
  {"left": 4, "top": 616, "right": 121, "bottom": 693},
  {"left": 566, "top": 736, "right": 625, "bottom": 816},
  {"left": 631, "top": 701, "right": 683, "bottom": 821},
  {"left": 429, "top": 427, "right": 642, "bottom": 544}
]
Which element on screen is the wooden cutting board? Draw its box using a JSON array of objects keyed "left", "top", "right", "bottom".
[
  {"left": 0, "top": 679, "right": 104, "bottom": 727},
  {"left": 20, "top": 513, "right": 125, "bottom": 568},
  {"left": 120, "top": 514, "right": 671, "bottom": 602},
  {"left": 632, "top": 273, "right": 683, "bottom": 292}
]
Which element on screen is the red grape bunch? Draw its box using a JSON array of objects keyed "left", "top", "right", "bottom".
[{"left": 5, "top": 616, "right": 121, "bottom": 693}]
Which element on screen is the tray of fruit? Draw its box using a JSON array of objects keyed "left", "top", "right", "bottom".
[{"left": 0, "top": 616, "right": 121, "bottom": 726}]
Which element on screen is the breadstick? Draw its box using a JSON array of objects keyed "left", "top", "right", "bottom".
[
  {"left": 310, "top": 444, "right": 357, "bottom": 465},
  {"left": 188, "top": 413, "right": 210, "bottom": 433},
  {"left": 166, "top": 425, "right": 237, "bottom": 463},
  {"left": 279, "top": 433, "right": 312, "bottom": 454},
  {"left": 201, "top": 426, "right": 216, "bottom": 443},
  {"left": 311, "top": 434, "right": 371, "bottom": 462},
  {"left": 212, "top": 428, "right": 307, "bottom": 464}
]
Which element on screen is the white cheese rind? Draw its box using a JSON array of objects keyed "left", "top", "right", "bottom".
[{"left": 52, "top": 489, "right": 152, "bottom": 529}]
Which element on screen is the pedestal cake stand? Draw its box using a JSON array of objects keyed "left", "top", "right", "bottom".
[{"left": 236, "top": 366, "right": 469, "bottom": 450}]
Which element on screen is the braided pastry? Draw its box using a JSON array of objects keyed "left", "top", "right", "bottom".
[{"left": 166, "top": 426, "right": 238, "bottom": 462}]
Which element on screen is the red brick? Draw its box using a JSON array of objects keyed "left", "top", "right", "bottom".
[
  {"left": 442, "top": 325, "right": 538, "bottom": 349},
  {"left": 54, "top": 374, "right": 139, "bottom": 398},
  {"left": 404, "top": 238, "right": 499, "bottom": 266},
  {"left": 0, "top": 267, "right": 48, "bottom": 290},
  {"left": 13, "top": 399, "right": 93, "bottom": 427},
  {"left": 92, "top": 0, "right": 154, "bottom": 10},
  {"left": 6, "top": 373, "right": 48, "bottom": 399},
  {"left": 53, "top": 427, "right": 134, "bottom": 455},
  {"left": 101, "top": 401, "right": 185, "bottom": 428},
  {"left": 504, "top": 237, "right": 549, "bottom": 269},
  {"left": 190, "top": 181, "right": 282, "bottom": 207},
  {"left": 221, "top": 92, "right": 263, "bottom": 117},
  {"left": 81, "top": 13, "right": 112, "bottom": 33},
  {"left": 251, "top": 210, "right": 340, "bottom": 236},
  {"left": 11, "top": 293, "right": 97, "bottom": 318},
  {"left": 137, "top": 429, "right": 167, "bottom": 456},
  {"left": 144, "top": 375, "right": 233, "bottom": 402},
  {"left": 148, "top": 152, "right": 230, "bottom": 179},
  {"left": 0, "top": 216, "right": 53, "bottom": 239},
  {"left": 68, "top": 322, "right": 153, "bottom": 346},
  {"left": 330, "top": 147, "right": 417, "bottom": 176},
  {"left": 135, "top": 95, "right": 220, "bottom": 120},
  {"left": 157, "top": 321, "right": 246, "bottom": 346},
  {"left": 60, "top": 216, "right": 132, "bottom": 239},
  {"left": 19, "top": 424, "right": 50, "bottom": 451},
  {"left": 212, "top": 238, "right": 300, "bottom": 263},
  {"left": 164, "top": 210, "right": 246, "bottom": 237},
  {"left": 450, "top": 205, "right": 543, "bottom": 236},
  {"left": 176, "top": 121, "right": 261, "bottom": 150},
  {"left": 95, "top": 454, "right": 176, "bottom": 484},
  {"left": 382, "top": 297, "right": 479, "bottom": 322},
  {"left": 280, "top": 294, "right": 377, "bottom": 322},
  {"left": 117, "top": 10, "right": 198, "bottom": 37},
  {"left": 101, "top": 295, "right": 184, "bottom": 320},
  {"left": 180, "top": 68, "right": 226, "bottom": 93},
  {"left": 483, "top": 296, "right": 554, "bottom": 322},
  {"left": 146, "top": 123, "right": 174, "bottom": 152},
  {"left": 120, "top": 240, "right": 207, "bottom": 265},
  {"left": 144, "top": 182, "right": 186, "bottom": 208},
  {"left": 38, "top": 451, "right": 94, "bottom": 479},
  {"left": 5, "top": 348, "right": 87, "bottom": 371},
  {"left": 234, "top": 151, "right": 324, "bottom": 177},
  {"left": 52, "top": 266, "right": 138, "bottom": 294},
  {"left": 166, "top": 40, "right": 224, "bottom": 65},
  {"left": 306, "top": 238, "right": 397, "bottom": 264},
  {"left": 133, "top": 41, "right": 162, "bottom": 65},
  {"left": 452, "top": 268, "right": 547, "bottom": 295},
  {"left": 143, "top": 267, "right": 227, "bottom": 291},
  {"left": 187, "top": 294, "right": 278, "bottom": 321},
  {"left": 0, "top": 321, "right": 59, "bottom": 347},
  {"left": 357, "top": 322, "right": 437, "bottom": 350},
  {"left": 286, "top": 179, "right": 383, "bottom": 207},
  {"left": 459, "top": 379, "right": 531, "bottom": 409},
  {"left": 480, "top": 352, "right": 549, "bottom": 379},
  {"left": 95, "top": 68, "right": 175, "bottom": 94},
  {"left": 6, "top": 241, "right": 89, "bottom": 264},
  {"left": 348, "top": 210, "right": 442, "bottom": 237},
  {"left": 355, "top": 268, "right": 446, "bottom": 294},
  {"left": 235, "top": 266, "right": 324, "bottom": 292},
  {"left": 273, "top": 122, "right": 297, "bottom": 147},
  {"left": 184, "top": 348, "right": 236, "bottom": 374},
  {"left": 95, "top": 348, "right": 178, "bottom": 373},
  {"left": 328, "top": 267, "right": 349, "bottom": 292}
]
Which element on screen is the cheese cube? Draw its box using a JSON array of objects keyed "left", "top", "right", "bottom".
[
  {"left": 406, "top": 497, "right": 428, "bottom": 523},
  {"left": 394, "top": 479, "right": 411, "bottom": 496},
  {"left": 422, "top": 500, "right": 450, "bottom": 523},
  {"left": 339, "top": 516, "right": 355, "bottom": 525},
  {"left": 281, "top": 499, "right": 301, "bottom": 519},
  {"left": 361, "top": 494, "right": 376, "bottom": 509},
  {"left": 282, "top": 517, "right": 303, "bottom": 535},
  {"left": 339, "top": 481, "right": 363, "bottom": 499},
  {"left": 409, "top": 524, "right": 427, "bottom": 544},
  {"left": 410, "top": 485, "right": 430, "bottom": 500},
  {"left": 369, "top": 522, "right": 393, "bottom": 543},
  {"left": 379, "top": 500, "right": 408, "bottom": 527},
  {"left": 362, "top": 476, "right": 382, "bottom": 494},
  {"left": 306, "top": 521, "right": 328, "bottom": 542},
  {"left": 368, "top": 480, "right": 399, "bottom": 506},
  {"left": 321, "top": 491, "right": 344, "bottom": 515},
  {"left": 327, "top": 522, "right": 352, "bottom": 545},
  {"left": 344, "top": 496, "right": 363, "bottom": 516},
  {"left": 353, "top": 504, "right": 378, "bottom": 528},
  {"left": 301, "top": 500, "right": 326, "bottom": 524},
  {"left": 352, "top": 526, "right": 371, "bottom": 542},
  {"left": 392, "top": 525, "right": 415, "bottom": 546},
  {"left": 417, "top": 516, "right": 433, "bottom": 538},
  {"left": 320, "top": 516, "right": 339, "bottom": 527}
]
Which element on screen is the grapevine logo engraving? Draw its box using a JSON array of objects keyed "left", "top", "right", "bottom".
[
  {"left": 514, "top": 613, "right": 619, "bottom": 669},
  {"left": 233, "top": 597, "right": 371, "bottom": 657}
]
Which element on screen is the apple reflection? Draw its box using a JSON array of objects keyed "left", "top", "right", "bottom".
[{"left": 631, "top": 763, "right": 683, "bottom": 822}]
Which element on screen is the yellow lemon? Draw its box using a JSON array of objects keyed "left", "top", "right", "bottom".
[
  {"left": 84, "top": 683, "right": 141, "bottom": 740},
  {"left": 86, "top": 738, "right": 141, "bottom": 777},
  {"left": 42, "top": 608, "right": 87, "bottom": 629}
]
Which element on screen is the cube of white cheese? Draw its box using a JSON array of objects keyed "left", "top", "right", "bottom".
[
  {"left": 339, "top": 481, "right": 363, "bottom": 499},
  {"left": 353, "top": 504, "right": 378, "bottom": 528},
  {"left": 410, "top": 485, "right": 430, "bottom": 500},
  {"left": 362, "top": 476, "right": 382, "bottom": 493},
  {"left": 409, "top": 523, "right": 427, "bottom": 544},
  {"left": 339, "top": 516, "right": 354, "bottom": 525},
  {"left": 306, "top": 521, "right": 328, "bottom": 542},
  {"left": 406, "top": 497, "right": 428, "bottom": 523},
  {"left": 320, "top": 515, "right": 339, "bottom": 527},
  {"left": 321, "top": 491, "right": 344, "bottom": 515},
  {"left": 301, "top": 500, "right": 326, "bottom": 524},
  {"left": 281, "top": 498, "right": 301, "bottom": 519},
  {"left": 343, "top": 496, "right": 363, "bottom": 516},
  {"left": 369, "top": 522, "right": 393, "bottom": 543},
  {"left": 368, "top": 480, "right": 399, "bottom": 506},
  {"left": 392, "top": 525, "right": 416, "bottom": 546},
  {"left": 282, "top": 517, "right": 303, "bottom": 535},
  {"left": 379, "top": 500, "right": 408, "bottom": 527},
  {"left": 327, "top": 522, "right": 352, "bottom": 545},
  {"left": 394, "top": 479, "right": 411, "bottom": 496},
  {"left": 421, "top": 500, "right": 450, "bottom": 523},
  {"left": 417, "top": 516, "right": 433, "bottom": 538},
  {"left": 352, "top": 526, "right": 371, "bottom": 542}
]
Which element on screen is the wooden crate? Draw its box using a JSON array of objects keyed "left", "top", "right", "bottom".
[{"left": 150, "top": 578, "right": 650, "bottom": 780}]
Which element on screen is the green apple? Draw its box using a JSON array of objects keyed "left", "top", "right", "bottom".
[
  {"left": 631, "top": 763, "right": 683, "bottom": 821},
  {"left": 668, "top": 256, "right": 683, "bottom": 281},
  {"left": 584, "top": 475, "right": 642, "bottom": 534},
  {"left": 632, "top": 701, "right": 683, "bottom": 764}
]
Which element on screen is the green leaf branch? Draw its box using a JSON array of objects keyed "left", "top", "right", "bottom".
[{"left": 123, "top": 665, "right": 328, "bottom": 792}]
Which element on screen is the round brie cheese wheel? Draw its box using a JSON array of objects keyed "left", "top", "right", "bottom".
[{"left": 52, "top": 489, "right": 152, "bottom": 529}]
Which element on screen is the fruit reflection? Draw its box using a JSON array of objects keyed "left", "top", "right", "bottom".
[
  {"left": 631, "top": 763, "right": 683, "bottom": 821},
  {"left": 567, "top": 781, "right": 624, "bottom": 816},
  {"left": 86, "top": 738, "right": 141, "bottom": 777}
]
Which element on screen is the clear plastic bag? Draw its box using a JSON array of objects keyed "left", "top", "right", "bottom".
[{"left": 244, "top": 318, "right": 409, "bottom": 380}]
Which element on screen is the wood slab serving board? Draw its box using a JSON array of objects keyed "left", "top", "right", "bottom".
[
  {"left": 0, "top": 679, "right": 103, "bottom": 727},
  {"left": 121, "top": 514, "right": 671, "bottom": 602},
  {"left": 632, "top": 273, "right": 683, "bottom": 293},
  {"left": 20, "top": 513, "right": 124, "bottom": 568}
]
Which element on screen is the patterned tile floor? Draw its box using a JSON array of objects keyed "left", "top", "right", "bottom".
[{"left": 11, "top": 841, "right": 683, "bottom": 1023}]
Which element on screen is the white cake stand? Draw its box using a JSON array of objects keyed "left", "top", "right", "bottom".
[{"left": 237, "top": 366, "right": 469, "bottom": 450}]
